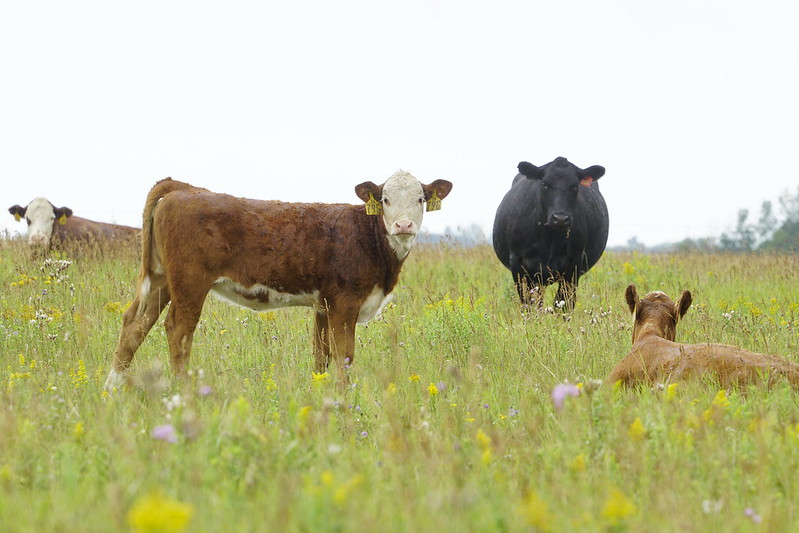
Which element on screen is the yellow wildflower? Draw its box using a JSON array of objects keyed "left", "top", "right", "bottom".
[
  {"left": 601, "top": 489, "right": 636, "bottom": 525},
  {"left": 519, "top": 491, "right": 553, "bottom": 531},
  {"left": 386, "top": 382, "right": 398, "bottom": 394},
  {"left": 428, "top": 383, "right": 439, "bottom": 396},
  {"left": 712, "top": 389, "right": 730, "bottom": 409},
  {"left": 665, "top": 382, "right": 678, "bottom": 401},
  {"left": 312, "top": 372, "right": 330, "bottom": 387},
  {"left": 127, "top": 490, "right": 193, "bottom": 533},
  {"left": 73, "top": 422, "right": 85, "bottom": 439},
  {"left": 628, "top": 417, "right": 646, "bottom": 441},
  {"left": 333, "top": 474, "right": 364, "bottom": 506},
  {"left": 408, "top": 373, "right": 420, "bottom": 382},
  {"left": 569, "top": 453, "right": 586, "bottom": 472}
]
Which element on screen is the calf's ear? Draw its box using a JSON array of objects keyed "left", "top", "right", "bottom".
[
  {"left": 624, "top": 284, "right": 638, "bottom": 314},
  {"left": 423, "top": 179, "right": 453, "bottom": 201},
  {"left": 9, "top": 205, "right": 27, "bottom": 221},
  {"left": 517, "top": 161, "right": 541, "bottom": 179},
  {"left": 354, "top": 182, "right": 382, "bottom": 203},
  {"left": 675, "top": 290, "right": 692, "bottom": 321}
]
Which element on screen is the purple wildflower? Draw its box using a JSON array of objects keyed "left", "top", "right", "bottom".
[
  {"left": 152, "top": 424, "right": 178, "bottom": 443},
  {"left": 198, "top": 385, "right": 212, "bottom": 397},
  {"left": 551, "top": 383, "right": 580, "bottom": 410},
  {"left": 744, "top": 508, "right": 762, "bottom": 523}
]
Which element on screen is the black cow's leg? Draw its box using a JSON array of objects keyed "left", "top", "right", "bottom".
[
  {"left": 555, "top": 272, "right": 579, "bottom": 311},
  {"left": 510, "top": 254, "right": 543, "bottom": 307}
]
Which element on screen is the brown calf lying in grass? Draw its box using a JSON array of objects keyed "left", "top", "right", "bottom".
[{"left": 607, "top": 284, "right": 799, "bottom": 388}]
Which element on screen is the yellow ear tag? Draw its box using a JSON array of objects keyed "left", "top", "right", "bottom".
[
  {"left": 426, "top": 190, "right": 442, "bottom": 212},
  {"left": 14, "top": 213, "right": 21, "bottom": 222},
  {"left": 59, "top": 214, "right": 67, "bottom": 225},
  {"left": 365, "top": 192, "right": 382, "bottom": 216}
]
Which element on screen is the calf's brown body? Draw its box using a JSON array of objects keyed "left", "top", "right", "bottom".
[
  {"left": 607, "top": 285, "right": 799, "bottom": 388},
  {"left": 107, "top": 174, "right": 451, "bottom": 388}
]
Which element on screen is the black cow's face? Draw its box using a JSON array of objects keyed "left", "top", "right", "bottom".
[
  {"left": 541, "top": 167, "right": 580, "bottom": 230},
  {"left": 518, "top": 157, "right": 605, "bottom": 232}
]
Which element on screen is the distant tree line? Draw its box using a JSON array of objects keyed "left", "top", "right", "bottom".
[{"left": 676, "top": 186, "right": 799, "bottom": 253}]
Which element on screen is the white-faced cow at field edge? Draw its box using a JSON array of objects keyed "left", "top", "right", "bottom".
[
  {"left": 8, "top": 197, "right": 140, "bottom": 247},
  {"left": 104, "top": 172, "right": 453, "bottom": 391}
]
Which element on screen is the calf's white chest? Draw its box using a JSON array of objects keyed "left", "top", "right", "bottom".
[{"left": 357, "top": 285, "right": 393, "bottom": 324}]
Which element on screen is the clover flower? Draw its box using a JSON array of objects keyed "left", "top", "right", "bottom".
[
  {"left": 152, "top": 424, "right": 178, "bottom": 444},
  {"left": 744, "top": 507, "right": 762, "bottom": 523},
  {"left": 551, "top": 383, "right": 580, "bottom": 409}
]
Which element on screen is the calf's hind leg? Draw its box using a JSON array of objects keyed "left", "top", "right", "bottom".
[
  {"left": 164, "top": 292, "right": 208, "bottom": 379},
  {"left": 105, "top": 274, "right": 171, "bottom": 391}
]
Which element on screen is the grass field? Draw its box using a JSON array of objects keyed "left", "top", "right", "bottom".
[{"left": 1, "top": 240, "right": 798, "bottom": 532}]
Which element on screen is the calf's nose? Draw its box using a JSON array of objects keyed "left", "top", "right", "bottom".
[{"left": 393, "top": 220, "right": 415, "bottom": 235}]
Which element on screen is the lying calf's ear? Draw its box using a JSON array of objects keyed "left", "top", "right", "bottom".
[
  {"left": 625, "top": 284, "right": 638, "bottom": 314},
  {"left": 675, "top": 290, "right": 692, "bottom": 321}
]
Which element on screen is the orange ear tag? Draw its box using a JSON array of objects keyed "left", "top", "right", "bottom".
[
  {"left": 580, "top": 177, "right": 594, "bottom": 187},
  {"left": 59, "top": 214, "right": 67, "bottom": 225},
  {"left": 426, "top": 190, "right": 442, "bottom": 212},
  {"left": 365, "top": 192, "right": 382, "bottom": 216},
  {"left": 14, "top": 213, "right": 21, "bottom": 222}
]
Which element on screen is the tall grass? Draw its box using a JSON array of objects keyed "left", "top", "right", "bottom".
[{"left": 1, "top": 239, "right": 798, "bottom": 531}]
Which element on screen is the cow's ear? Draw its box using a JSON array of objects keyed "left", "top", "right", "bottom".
[
  {"left": 625, "top": 284, "right": 638, "bottom": 314},
  {"left": 354, "top": 181, "right": 382, "bottom": 203},
  {"left": 582, "top": 165, "right": 605, "bottom": 181},
  {"left": 675, "top": 290, "right": 692, "bottom": 321},
  {"left": 53, "top": 207, "right": 74, "bottom": 219},
  {"left": 9, "top": 205, "right": 27, "bottom": 221},
  {"left": 423, "top": 180, "right": 453, "bottom": 201},
  {"left": 517, "top": 161, "right": 541, "bottom": 179}
]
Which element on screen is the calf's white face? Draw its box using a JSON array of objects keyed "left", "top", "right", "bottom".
[
  {"left": 19, "top": 198, "right": 58, "bottom": 245},
  {"left": 380, "top": 172, "right": 426, "bottom": 257},
  {"left": 355, "top": 170, "right": 453, "bottom": 260}
]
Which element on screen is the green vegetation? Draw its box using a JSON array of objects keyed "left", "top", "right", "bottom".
[{"left": 1, "top": 241, "right": 798, "bottom": 531}]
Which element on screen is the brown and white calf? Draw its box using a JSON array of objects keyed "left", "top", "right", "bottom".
[
  {"left": 607, "top": 284, "right": 799, "bottom": 388},
  {"left": 9, "top": 197, "right": 140, "bottom": 247},
  {"left": 104, "top": 172, "right": 453, "bottom": 390}
]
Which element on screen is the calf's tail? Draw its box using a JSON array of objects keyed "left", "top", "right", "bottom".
[{"left": 140, "top": 178, "right": 196, "bottom": 277}]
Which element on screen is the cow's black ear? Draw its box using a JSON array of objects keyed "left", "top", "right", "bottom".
[
  {"left": 583, "top": 165, "right": 605, "bottom": 180},
  {"left": 517, "top": 161, "right": 540, "bottom": 179},
  {"left": 9, "top": 205, "right": 27, "bottom": 219}
]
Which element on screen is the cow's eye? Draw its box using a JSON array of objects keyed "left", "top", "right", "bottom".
[
  {"left": 382, "top": 198, "right": 390, "bottom": 207},
  {"left": 418, "top": 197, "right": 424, "bottom": 204},
  {"left": 26, "top": 219, "right": 31, "bottom": 226}
]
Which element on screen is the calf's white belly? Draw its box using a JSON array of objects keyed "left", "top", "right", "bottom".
[
  {"left": 210, "top": 278, "right": 391, "bottom": 323},
  {"left": 210, "top": 278, "right": 320, "bottom": 311}
]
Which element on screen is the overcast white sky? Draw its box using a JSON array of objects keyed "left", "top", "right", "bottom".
[{"left": 2, "top": 0, "right": 797, "bottom": 247}]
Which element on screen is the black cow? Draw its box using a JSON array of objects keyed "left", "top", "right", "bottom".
[{"left": 492, "top": 157, "right": 609, "bottom": 309}]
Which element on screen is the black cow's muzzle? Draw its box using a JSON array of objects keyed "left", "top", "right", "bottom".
[{"left": 549, "top": 213, "right": 572, "bottom": 230}]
